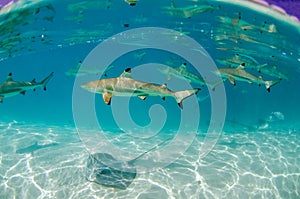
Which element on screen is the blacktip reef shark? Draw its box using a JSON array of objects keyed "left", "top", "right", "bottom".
[
  {"left": 65, "top": 61, "right": 114, "bottom": 77},
  {"left": 158, "top": 63, "right": 223, "bottom": 90},
  {"left": 214, "top": 63, "right": 281, "bottom": 92},
  {"left": 81, "top": 68, "right": 200, "bottom": 109},
  {"left": 0, "top": 72, "right": 54, "bottom": 103}
]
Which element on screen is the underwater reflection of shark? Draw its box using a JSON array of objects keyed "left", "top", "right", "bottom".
[
  {"left": 86, "top": 139, "right": 171, "bottom": 189},
  {"left": 0, "top": 72, "right": 54, "bottom": 103},
  {"left": 16, "top": 141, "right": 59, "bottom": 155}
]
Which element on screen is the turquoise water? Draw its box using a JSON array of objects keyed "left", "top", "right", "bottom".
[{"left": 0, "top": 0, "right": 300, "bottom": 198}]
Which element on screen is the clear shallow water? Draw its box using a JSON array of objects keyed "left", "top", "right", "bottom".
[
  {"left": 0, "top": 0, "right": 300, "bottom": 198},
  {"left": 0, "top": 122, "right": 299, "bottom": 198}
]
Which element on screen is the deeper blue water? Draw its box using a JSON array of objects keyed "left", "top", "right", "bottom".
[{"left": 0, "top": 0, "right": 300, "bottom": 198}]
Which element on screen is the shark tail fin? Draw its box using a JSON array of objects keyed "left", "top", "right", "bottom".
[
  {"left": 40, "top": 72, "right": 54, "bottom": 91},
  {"left": 174, "top": 88, "right": 200, "bottom": 109},
  {"left": 265, "top": 79, "right": 281, "bottom": 92},
  {"left": 208, "top": 79, "right": 225, "bottom": 91}
]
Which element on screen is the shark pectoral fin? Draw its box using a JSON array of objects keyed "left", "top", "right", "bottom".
[
  {"left": 20, "top": 91, "right": 26, "bottom": 95},
  {"left": 138, "top": 96, "right": 147, "bottom": 100},
  {"left": 228, "top": 77, "right": 236, "bottom": 86},
  {"left": 248, "top": 81, "right": 253, "bottom": 84},
  {"left": 102, "top": 92, "right": 113, "bottom": 105},
  {"left": 167, "top": 75, "right": 172, "bottom": 81},
  {"left": 31, "top": 78, "right": 36, "bottom": 83},
  {"left": 0, "top": 96, "right": 3, "bottom": 103}
]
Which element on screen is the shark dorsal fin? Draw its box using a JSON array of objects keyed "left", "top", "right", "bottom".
[
  {"left": 161, "top": 83, "right": 167, "bottom": 88},
  {"left": 179, "top": 63, "right": 187, "bottom": 69},
  {"left": 6, "top": 73, "right": 13, "bottom": 82},
  {"left": 237, "top": 63, "right": 245, "bottom": 70},
  {"left": 120, "top": 68, "right": 132, "bottom": 78},
  {"left": 31, "top": 78, "right": 36, "bottom": 83},
  {"left": 171, "top": 0, "right": 176, "bottom": 8}
]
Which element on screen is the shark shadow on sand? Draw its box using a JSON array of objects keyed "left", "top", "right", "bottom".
[{"left": 16, "top": 141, "right": 59, "bottom": 155}]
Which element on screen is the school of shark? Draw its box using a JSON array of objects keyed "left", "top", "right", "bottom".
[{"left": 0, "top": 0, "right": 298, "bottom": 191}]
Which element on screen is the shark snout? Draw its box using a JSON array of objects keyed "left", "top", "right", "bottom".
[{"left": 80, "top": 83, "right": 88, "bottom": 89}]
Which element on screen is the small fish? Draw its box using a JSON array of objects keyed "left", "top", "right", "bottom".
[
  {"left": 81, "top": 68, "right": 200, "bottom": 109},
  {"left": 133, "top": 51, "right": 146, "bottom": 61},
  {"left": 0, "top": 72, "right": 54, "bottom": 103},
  {"left": 214, "top": 63, "right": 281, "bottom": 92}
]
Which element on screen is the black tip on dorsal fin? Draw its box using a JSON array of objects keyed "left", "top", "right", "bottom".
[
  {"left": 183, "top": 63, "right": 187, "bottom": 66},
  {"left": 241, "top": 63, "right": 245, "bottom": 67},
  {"left": 6, "top": 73, "right": 13, "bottom": 82},
  {"left": 79, "top": 61, "right": 82, "bottom": 64},
  {"left": 125, "top": 68, "right": 131, "bottom": 73},
  {"left": 162, "top": 97, "right": 166, "bottom": 101},
  {"left": 267, "top": 88, "right": 270, "bottom": 92}
]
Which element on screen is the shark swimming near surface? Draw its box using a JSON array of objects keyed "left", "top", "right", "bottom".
[
  {"left": 158, "top": 63, "right": 223, "bottom": 90},
  {"left": 0, "top": 72, "right": 54, "bottom": 103},
  {"left": 81, "top": 68, "right": 200, "bottom": 109},
  {"left": 214, "top": 63, "right": 281, "bottom": 92},
  {"left": 65, "top": 61, "right": 114, "bottom": 77}
]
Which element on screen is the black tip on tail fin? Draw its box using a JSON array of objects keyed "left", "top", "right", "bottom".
[
  {"left": 41, "top": 72, "right": 54, "bottom": 90},
  {"left": 267, "top": 87, "right": 270, "bottom": 92},
  {"left": 178, "top": 102, "right": 183, "bottom": 109}
]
